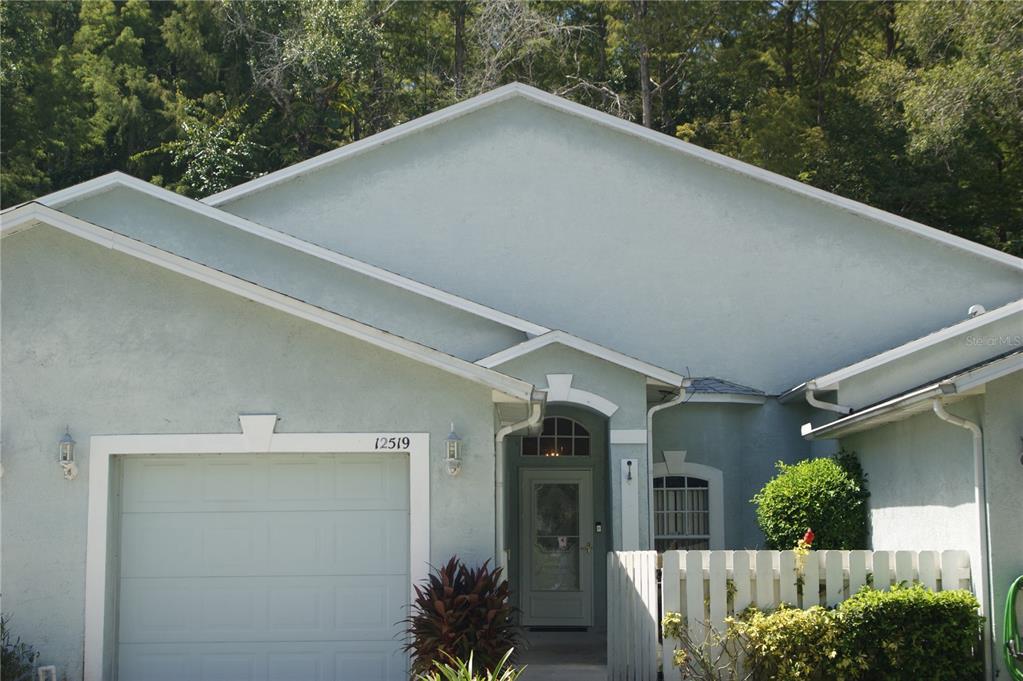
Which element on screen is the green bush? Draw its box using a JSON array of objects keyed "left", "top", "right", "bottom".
[
  {"left": 740, "top": 606, "right": 846, "bottom": 681},
  {"left": 751, "top": 452, "right": 868, "bottom": 549},
  {"left": 837, "top": 584, "right": 983, "bottom": 680},
  {"left": 416, "top": 650, "right": 524, "bottom": 681},
  {"left": 1, "top": 616, "right": 39, "bottom": 681},
  {"left": 735, "top": 585, "right": 983, "bottom": 681}
]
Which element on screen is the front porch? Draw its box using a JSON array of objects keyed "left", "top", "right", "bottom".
[{"left": 518, "top": 630, "right": 606, "bottom": 680}]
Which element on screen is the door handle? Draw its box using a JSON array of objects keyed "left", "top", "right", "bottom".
[{"left": 582, "top": 542, "right": 592, "bottom": 553}]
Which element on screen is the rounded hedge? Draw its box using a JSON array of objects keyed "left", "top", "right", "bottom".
[{"left": 752, "top": 453, "right": 868, "bottom": 549}]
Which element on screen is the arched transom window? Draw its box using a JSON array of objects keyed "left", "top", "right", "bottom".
[
  {"left": 521, "top": 417, "right": 590, "bottom": 457},
  {"left": 654, "top": 475, "right": 710, "bottom": 551}
]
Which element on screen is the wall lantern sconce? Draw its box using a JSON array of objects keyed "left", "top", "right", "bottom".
[
  {"left": 445, "top": 424, "right": 462, "bottom": 476},
  {"left": 59, "top": 426, "right": 78, "bottom": 480}
]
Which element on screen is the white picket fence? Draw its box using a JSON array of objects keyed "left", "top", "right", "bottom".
[{"left": 607, "top": 549, "right": 973, "bottom": 681}]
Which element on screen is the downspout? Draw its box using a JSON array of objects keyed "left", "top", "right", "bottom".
[
  {"left": 646, "top": 379, "right": 691, "bottom": 546},
  {"left": 495, "top": 393, "right": 543, "bottom": 574},
  {"left": 932, "top": 397, "right": 995, "bottom": 678},
  {"left": 805, "top": 380, "right": 854, "bottom": 415}
]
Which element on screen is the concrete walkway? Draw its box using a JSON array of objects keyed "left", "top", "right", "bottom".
[{"left": 517, "top": 630, "right": 607, "bottom": 681}]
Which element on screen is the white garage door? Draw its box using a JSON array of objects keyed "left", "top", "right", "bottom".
[{"left": 116, "top": 453, "right": 409, "bottom": 681}]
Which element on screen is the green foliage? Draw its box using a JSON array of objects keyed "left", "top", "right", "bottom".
[
  {"left": 734, "top": 586, "right": 983, "bottom": 681},
  {"left": 662, "top": 612, "right": 751, "bottom": 681},
  {"left": 1, "top": 616, "right": 39, "bottom": 681},
  {"left": 416, "top": 650, "right": 524, "bottom": 681},
  {"left": 1, "top": 1, "right": 1020, "bottom": 253},
  {"left": 752, "top": 453, "right": 868, "bottom": 550},
  {"left": 740, "top": 606, "right": 846, "bottom": 681},
  {"left": 838, "top": 584, "right": 984, "bottom": 680},
  {"left": 404, "top": 556, "right": 520, "bottom": 677}
]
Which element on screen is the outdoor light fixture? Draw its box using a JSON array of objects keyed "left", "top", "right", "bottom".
[
  {"left": 58, "top": 426, "right": 78, "bottom": 480},
  {"left": 445, "top": 423, "right": 462, "bottom": 476}
]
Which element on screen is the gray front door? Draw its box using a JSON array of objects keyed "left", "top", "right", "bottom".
[{"left": 519, "top": 468, "right": 594, "bottom": 626}]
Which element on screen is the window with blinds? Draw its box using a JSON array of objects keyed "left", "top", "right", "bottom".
[{"left": 653, "top": 475, "right": 710, "bottom": 551}]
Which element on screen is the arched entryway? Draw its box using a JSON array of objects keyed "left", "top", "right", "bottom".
[{"left": 505, "top": 404, "right": 611, "bottom": 632}]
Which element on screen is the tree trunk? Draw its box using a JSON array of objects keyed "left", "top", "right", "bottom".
[
  {"left": 453, "top": 2, "right": 467, "bottom": 98},
  {"left": 882, "top": 0, "right": 897, "bottom": 57},
  {"left": 635, "top": 0, "right": 652, "bottom": 128},
  {"left": 783, "top": 0, "right": 796, "bottom": 87}
]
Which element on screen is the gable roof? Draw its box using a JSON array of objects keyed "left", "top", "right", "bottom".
[
  {"left": 205, "top": 83, "right": 1021, "bottom": 272},
  {"left": 795, "top": 297, "right": 1023, "bottom": 393},
  {"left": 31, "top": 172, "right": 550, "bottom": 337},
  {"left": 0, "top": 202, "right": 537, "bottom": 402},
  {"left": 801, "top": 349, "right": 1023, "bottom": 439},
  {"left": 476, "top": 330, "right": 685, "bottom": 387}
]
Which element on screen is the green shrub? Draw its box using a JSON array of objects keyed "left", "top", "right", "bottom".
[
  {"left": 837, "top": 584, "right": 983, "bottom": 680},
  {"left": 739, "top": 606, "right": 848, "bottom": 681},
  {"left": 416, "top": 650, "right": 524, "bottom": 681},
  {"left": 404, "top": 557, "right": 521, "bottom": 676},
  {"left": 751, "top": 453, "right": 868, "bottom": 549},
  {"left": 734, "top": 586, "right": 983, "bottom": 681},
  {"left": 1, "top": 616, "right": 39, "bottom": 681}
]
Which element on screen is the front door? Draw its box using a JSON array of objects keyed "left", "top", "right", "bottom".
[{"left": 519, "top": 468, "right": 594, "bottom": 627}]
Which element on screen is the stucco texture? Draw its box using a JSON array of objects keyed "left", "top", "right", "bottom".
[
  {"left": 219, "top": 96, "right": 1023, "bottom": 394},
  {"left": 846, "top": 376, "right": 1023, "bottom": 679},
  {"left": 1, "top": 226, "right": 501, "bottom": 677},
  {"left": 60, "top": 185, "right": 526, "bottom": 362}
]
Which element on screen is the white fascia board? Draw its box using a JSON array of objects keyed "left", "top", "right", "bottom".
[
  {"left": 32, "top": 172, "right": 549, "bottom": 337},
  {"left": 0, "top": 204, "right": 536, "bottom": 403},
  {"left": 204, "top": 83, "right": 1022, "bottom": 271},
  {"left": 802, "top": 351, "right": 1022, "bottom": 439},
  {"left": 477, "top": 330, "right": 685, "bottom": 387},
  {"left": 810, "top": 299, "right": 1023, "bottom": 391}
]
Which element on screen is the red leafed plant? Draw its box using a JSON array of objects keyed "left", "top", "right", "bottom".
[{"left": 403, "top": 556, "right": 521, "bottom": 676}]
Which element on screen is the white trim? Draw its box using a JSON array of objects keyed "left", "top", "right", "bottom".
[
  {"left": 652, "top": 451, "right": 725, "bottom": 550},
  {"left": 684, "top": 392, "right": 767, "bottom": 405},
  {"left": 545, "top": 373, "right": 619, "bottom": 417},
  {"left": 0, "top": 204, "right": 535, "bottom": 402},
  {"left": 203, "top": 83, "right": 1022, "bottom": 272},
  {"left": 27, "top": 173, "right": 549, "bottom": 337},
  {"left": 479, "top": 330, "right": 685, "bottom": 387},
  {"left": 83, "top": 415, "right": 429, "bottom": 681},
  {"left": 620, "top": 459, "right": 641, "bottom": 550},
  {"left": 802, "top": 351, "right": 1023, "bottom": 439},
  {"left": 610, "top": 429, "right": 647, "bottom": 445},
  {"left": 809, "top": 299, "right": 1023, "bottom": 391}
]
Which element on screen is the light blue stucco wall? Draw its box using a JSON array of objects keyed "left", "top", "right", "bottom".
[
  {"left": 1, "top": 226, "right": 503, "bottom": 678},
  {"left": 982, "top": 372, "right": 1023, "bottom": 679},
  {"left": 219, "top": 96, "right": 1023, "bottom": 394},
  {"left": 844, "top": 375, "right": 1023, "bottom": 679},
  {"left": 60, "top": 186, "right": 527, "bottom": 362},
  {"left": 651, "top": 399, "right": 831, "bottom": 549},
  {"left": 494, "top": 343, "right": 652, "bottom": 546}
]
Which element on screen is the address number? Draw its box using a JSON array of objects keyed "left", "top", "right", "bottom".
[{"left": 375, "top": 436, "right": 411, "bottom": 450}]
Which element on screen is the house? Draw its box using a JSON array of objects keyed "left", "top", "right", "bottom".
[
  {"left": 1, "top": 83, "right": 1020, "bottom": 681},
  {"left": 799, "top": 300, "right": 1022, "bottom": 679}
]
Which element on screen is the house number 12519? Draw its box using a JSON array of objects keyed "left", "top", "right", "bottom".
[{"left": 374, "top": 436, "right": 411, "bottom": 450}]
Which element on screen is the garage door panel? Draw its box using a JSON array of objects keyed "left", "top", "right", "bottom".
[
  {"left": 117, "top": 453, "right": 410, "bottom": 681},
  {"left": 120, "top": 511, "right": 407, "bottom": 577},
  {"left": 122, "top": 453, "right": 408, "bottom": 513},
  {"left": 118, "top": 641, "right": 405, "bottom": 681}
]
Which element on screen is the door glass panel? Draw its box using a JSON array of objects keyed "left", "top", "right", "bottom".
[{"left": 532, "top": 483, "right": 580, "bottom": 591}]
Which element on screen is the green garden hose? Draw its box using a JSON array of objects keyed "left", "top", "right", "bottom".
[{"left": 1006, "top": 575, "right": 1023, "bottom": 681}]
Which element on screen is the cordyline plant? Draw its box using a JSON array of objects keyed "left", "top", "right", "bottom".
[{"left": 403, "top": 557, "right": 521, "bottom": 676}]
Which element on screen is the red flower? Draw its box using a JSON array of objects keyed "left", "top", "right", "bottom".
[{"left": 803, "top": 529, "right": 815, "bottom": 545}]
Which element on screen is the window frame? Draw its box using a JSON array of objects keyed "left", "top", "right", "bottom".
[
  {"left": 651, "top": 452, "right": 725, "bottom": 550},
  {"left": 521, "top": 416, "right": 591, "bottom": 457}
]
